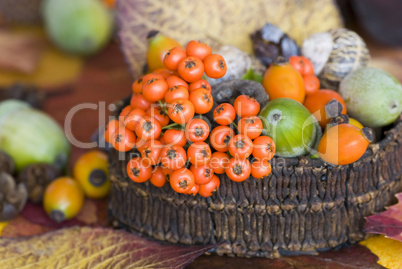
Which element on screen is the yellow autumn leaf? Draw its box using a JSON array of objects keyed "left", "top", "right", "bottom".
[
  {"left": 360, "top": 235, "right": 402, "bottom": 269},
  {"left": 0, "top": 26, "right": 83, "bottom": 89},
  {"left": 0, "top": 226, "right": 219, "bottom": 268},
  {"left": 0, "top": 222, "right": 8, "bottom": 237}
]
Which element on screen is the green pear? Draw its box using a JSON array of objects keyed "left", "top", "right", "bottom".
[{"left": 339, "top": 67, "right": 402, "bottom": 127}]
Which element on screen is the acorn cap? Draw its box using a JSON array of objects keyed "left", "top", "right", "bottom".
[
  {"left": 325, "top": 99, "right": 344, "bottom": 118},
  {"left": 362, "top": 127, "right": 374, "bottom": 143},
  {"left": 329, "top": 114, "right": 349, "bottom": 126}
]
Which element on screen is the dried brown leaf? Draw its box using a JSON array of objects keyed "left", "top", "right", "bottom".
[
  {"left": 0, "top": 226, "right": 219, "bottom": 269},
  {"left": 0, "top": 215, "right": 52, "bottom": 238}
]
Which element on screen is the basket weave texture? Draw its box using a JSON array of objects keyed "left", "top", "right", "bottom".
[{"left": 108, "top": 98, "right": 402, "bottom": 257}]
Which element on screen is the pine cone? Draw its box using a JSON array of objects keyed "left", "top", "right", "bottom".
[
  {"left": 0, "top": 172, "right": 28, "bottom": 221},
  {"left": 0, "top": 151, "right": 15, "bottom": 175},
  {"left": 17, "top": 163, "right": 61, "bottom": 204}
]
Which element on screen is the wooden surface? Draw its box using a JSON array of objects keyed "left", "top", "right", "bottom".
[{"left": 42, "top": 39, "right": 401, "bottom": 268}]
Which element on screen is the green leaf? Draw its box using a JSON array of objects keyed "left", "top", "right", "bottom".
[{"left": 242, "top": 68, "right": 263, "bottom": 83}]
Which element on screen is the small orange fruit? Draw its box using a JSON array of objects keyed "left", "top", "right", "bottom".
[
  {"left": 73, "top": 150, "right": 110, "bottom": 199},
  {"left": 262, "top": 59, "right": 305, "bottom": 103},
  {"left": 43, "top": 177, "right": 84, "bottom": 222},
  {"left": 318, "top": 124, "right": 373, "bottom": 165},
  {"left": 304, "top": 89, "right": 347, "bottom": 128}
]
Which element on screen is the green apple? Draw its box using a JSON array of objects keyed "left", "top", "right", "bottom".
[{"left": 259, "top": 98, "right": 319, "bottom": 157}]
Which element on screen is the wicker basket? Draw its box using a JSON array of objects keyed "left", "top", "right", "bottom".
[{"left": 108, "top": 98, "right": 402, "bottom": 258}]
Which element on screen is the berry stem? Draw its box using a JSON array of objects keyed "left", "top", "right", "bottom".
[
  {"left": 162, "top": 123, "right": 183, "bottom": 130},
  {"left": 232, "top": 122, "right": 238, "bottom": 132},
  {"left": 158, "top": 100, "right": 169, "bottom": 115}
]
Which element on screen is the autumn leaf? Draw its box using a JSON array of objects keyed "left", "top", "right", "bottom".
[
  {"left": 189, "top": 244, "right": 383, "bottom": 269},
  {"left": 116, "top": 0, "right": 342, "bottom": 77},
  {"left": 361, "top": 235, "right": 402, "bottom": 269},
  {"left": 280, "top": 245, "right": 384, "bottom": 269},
  {"left": 0, "top": 226, "right": 220, "bottom": 269},
  {"left": 1, "top": 198, "right": 108, "bottom": 239},
  {"left": 0, "top": 222, "right": 8, "bottom": 236},
  {"left": 20, "top": 202, "right": 86, "bottom": 229},
  {"left": 0, "top": 215, "right": 52, "bottom": 238},
  {"left": 364, "top": 193, "right": 402, "bottom": 242},
  {"left": 20, "top": 199, "right": 108, "bottom": 229}
]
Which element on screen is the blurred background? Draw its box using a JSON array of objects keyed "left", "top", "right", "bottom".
[{"left": 0, "top": 0, "right": 401, "bottom": 161}]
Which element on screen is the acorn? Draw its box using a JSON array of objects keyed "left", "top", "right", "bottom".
[
  {"left": 301, "top": 28, "right": 370, "bottom": 90},
  {"left": 17, "top": 163, "right": 62, "bottom": 204},
  {"left": 0, "top": 172, "right": 28, "bottom": 221},
  {"left": 0, "top": 150, "right": 15, "bottom": 175},
  {"left": 43, "top": 177, "right": 84, "bottom": 222}
]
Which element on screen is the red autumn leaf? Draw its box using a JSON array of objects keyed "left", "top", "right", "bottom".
[
  {"left": 364, "top": 193, "right": 402, "bottom": 242},
  {"left": 75, "top": 198, "right": 108, "bottom": 226},
  {"left": 20, "top": 199, "right": 108, "bottom": 229},
  {"left": 0, "top": 226, "right": 220, "bottom": 269},
  {"left": 189, "top": 244, "right": 383, "bottom": 269},
  {"left": 20, "top": 201, "right": 86, "bottom": 228},
  {"left": 0, "top": 215, "right": 52, "bottom": 238},
  {"left": 89, "top": 198, "right": 109, "bottom": 226}
]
